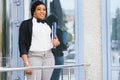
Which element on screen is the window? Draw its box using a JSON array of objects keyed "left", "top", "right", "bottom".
[
  {"left": 102, "top": 0, "right": 120, "bottom": 80},
  {"left": 110, "top": 0, "right": 120, "bottom": 80}
]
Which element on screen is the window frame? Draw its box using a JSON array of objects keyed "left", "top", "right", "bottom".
[
  {"left": 101, "top": 0, "right": 108, "bottom": 80},
  {"left": 75, "top": 0, "right": 84, "bottom": 80}
]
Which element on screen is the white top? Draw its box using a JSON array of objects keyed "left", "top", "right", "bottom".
[{"left": 29, "top": 17, "right": 53, "bottom": 51}]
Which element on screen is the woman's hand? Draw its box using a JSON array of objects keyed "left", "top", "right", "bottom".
[
  {"left": 24, "top": 63, "right": 32, "bottom": 75},
  {"left": 52, "top": 37, "right": 60, "bottom": 47},
  {"left": 21, "top": 54, "right": 32, "bottom": 75}
]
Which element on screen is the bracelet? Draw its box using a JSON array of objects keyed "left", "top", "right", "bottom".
[
  {"left": 24, "top": 62, "right": 29, "bottom": 65},
  {"left": 58, "top": 41, "right": 60, "bottom": 45}
]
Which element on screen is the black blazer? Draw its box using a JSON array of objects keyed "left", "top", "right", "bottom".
[{"left": 19, "top": 18, "right": 33, "bottom": 57}]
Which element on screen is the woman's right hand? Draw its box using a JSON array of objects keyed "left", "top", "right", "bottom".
[
  {"left": 21, "top": 54, "right": 32, "bottom": 75},
  {"left": 25, "top": 63, "right": 32, "bottom": 75}
]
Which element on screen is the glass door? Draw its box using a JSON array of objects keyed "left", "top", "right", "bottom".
[
  {"left": 60, "top": 0, "right": 75, "bottom": 79},
  {"left": 48, "top": 0, "right": 77, "bottom": 79},
  {"left": 109, "top": 0, "right": 120, "bottom": 80}
]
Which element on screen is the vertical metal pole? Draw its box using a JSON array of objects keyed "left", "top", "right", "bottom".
[
  {"left": 68, "top": 68, "right": 71, "bottom": 80},
  {"left": 61, "top": 69, "right": 63, "bottom": 80},
  {"left": 84, "top": 66, "right": 86, "bottom": 80}
]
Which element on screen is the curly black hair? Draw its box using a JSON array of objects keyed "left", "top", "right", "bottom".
[{"left": 31, "top": 1, "right": 47, "bottom": 17}]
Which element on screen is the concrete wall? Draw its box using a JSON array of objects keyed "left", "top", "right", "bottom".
[{"left": 83, "top": 0, "right": 102, "bottom": 80}]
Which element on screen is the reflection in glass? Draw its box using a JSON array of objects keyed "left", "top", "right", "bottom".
[
  {"left": 112, "top": 71, "right": 120, "bottom": 80},
  {"left": 0, "top": 0, "right": 8, "bottom": 80},
  {"left": 0, "top": 1, "right": 2, "bottom": 56},
  {"left": 50, "top": 0, "right": 75, "bottom": 79},
  {"left": 60, "top": 0, "right": 75, "bottom": 62},
  {"left": 0, "top": 0, "right": 6, "bottom": 66},
  {"left": 111, "top": 0, "right": 120, "bottom": 67}
]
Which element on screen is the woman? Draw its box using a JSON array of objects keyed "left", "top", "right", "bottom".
[{"left": 19, "top": 1, "right": 59, "bottom": 80}]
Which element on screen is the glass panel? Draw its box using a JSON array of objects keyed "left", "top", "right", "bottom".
[
  {"left": 0, "top": 0, "right": 2, "bottom": 56},
  {"left": 59, "top": 0, "right": 75, "bottom": 62},
  {"left": 24, "top": 0, "right": 31, "bottom": 20},
  {"left": 0, "top": 0, "right": 6, "bottom": 58},
  {"left": 0, "top": 0, "right": 10, "bottom": 80},
  {"left": 111, "top": 0, "right": 120, "bottom": 67},
  {"left": 61, "top": 67, "right": 76, "bottom": 80},
  {"left": 60, "top": 0, "right": 75, "bottom": 63},
  {"left": 112, "top": 71, "right": 120, "bottom": 80},
  {"left": 61, "top": 0, "right": 75, "bottom": 79},
  {"left": 50, "top": 0, "right": 75, "bottom": 79}
]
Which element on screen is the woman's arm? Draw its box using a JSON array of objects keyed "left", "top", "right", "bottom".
[{"left": 21, "top": 54, "right": 32, "bottom": 75}]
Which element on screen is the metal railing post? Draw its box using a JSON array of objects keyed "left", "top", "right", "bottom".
[{"left": 68, "top": 67, "right": 71, "bottom": 80}]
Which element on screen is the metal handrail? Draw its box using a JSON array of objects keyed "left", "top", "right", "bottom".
[{"left": 0, "top": 64, "right": 90, "bottom": 72}]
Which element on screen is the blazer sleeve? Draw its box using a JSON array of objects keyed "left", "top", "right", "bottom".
[{"left": 19, "top": 21, "right": 28, "bottom": 57}]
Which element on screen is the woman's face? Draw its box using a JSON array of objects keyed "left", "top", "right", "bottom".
[{"left": 34, "top": 4, "right": 46, "bottom": 20}]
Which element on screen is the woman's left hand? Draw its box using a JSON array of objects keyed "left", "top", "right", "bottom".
[{"left": 52, "top": 37, "right": 60, "bottom": 47}]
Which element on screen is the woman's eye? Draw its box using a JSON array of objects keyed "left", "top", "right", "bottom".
[
  {"left": 37, "top": 8, "right": 41, "bottom": 10},
  {"left": 36, "top": 8, "right": 46, "bottom": 11},
  {"left": 43, "top": 9, "right": 46, "bottom": 11}
]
